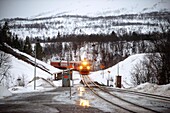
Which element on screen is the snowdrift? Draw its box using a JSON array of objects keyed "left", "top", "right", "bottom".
[
  {"left": 130, "top": 82, "right": 170, "bottom": 97},
  {"left": 0, "top": 85, "right": 12, "bottom": 99},
  {"left": 89, "top": 54, "right": 146, "bottom": 88},
  {"left": 9, "top": 77, "right": 56, "bottom": 93}
]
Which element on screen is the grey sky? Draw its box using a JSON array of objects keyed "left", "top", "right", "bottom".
[
  {"left": 0, "top": 0, "right": 60, "bottom": 19},
  {"left": 0, "top": 0, "right": 169, "bottom": 20}
]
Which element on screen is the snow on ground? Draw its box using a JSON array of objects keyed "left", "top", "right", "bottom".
[
  {"left": 0, "top": 48, "right": 62, "bottom": 98},
  {"left": 130, "top": 82, "right": 170, "bottom": 97},
  {"left": 89, "top": 53, "right": 146, "bottom": 88},
  {"left": 8, "top": 77, "right": 56, "bottom": 94},
  {"left": 8, "top": 53, "right": 61, "bottom": 87},
  {"left": 9, "top": 56, "right": 50, "bottom": 85},
  {"left": 13, "top": 48, "right": 61, "bottom": 74},
  {"left": 0, "top": 85, "right": 12, "bottom": 99}
]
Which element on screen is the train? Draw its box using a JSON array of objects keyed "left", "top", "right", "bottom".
[
  {"left": 50, "top": 60, "right": 80, "bottom": 70},
  {"left": 78, "top": 59, "right": 91, "bottom": 75},
  {"left": 50, "top": 59, "right": 91, "bottom": 75}
]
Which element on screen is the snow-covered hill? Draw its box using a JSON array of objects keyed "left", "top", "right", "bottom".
[
  {"left": 5, "top": 49, "right": 61, "bottom": 88},
  {"left": 89, "top": 53, "right": 146, "bottom": 88},
  {"left": 0, "top": 0, "right": 170, "bottom": 39}
]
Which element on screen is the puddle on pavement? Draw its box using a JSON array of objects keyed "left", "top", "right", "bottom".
[
  {"left": 78, "top": 87, "right": 85, "bottom": 96},
  {"left": 77, "top": 86, "right": 90, "bottom": 107},
  {"left": 79, "top": 98, "right": 90, "bottom": 107}
]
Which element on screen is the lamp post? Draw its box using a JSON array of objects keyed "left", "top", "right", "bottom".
[
  {"left": 69, "top": 49, "right": 71, "bottom": 99},
  {"left": 34, "top": 39, "right": 37, "bottom": 90},
  {"left": 67, "top": 44, "right": 71, "bottom": 99},
  {"left": 92, "top": 44, "right": 95, "bottom": 71}
]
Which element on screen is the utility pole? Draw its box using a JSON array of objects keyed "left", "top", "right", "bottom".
[
  {"left": 92, "top": 44, "right": 95, "bottom": 71},
  {"left": 67, "top": 44, "right": 71, "bottom": 100},
  {"left": 117, "top": 62, "right": 119, "bottom": 76},
  {"left": 69, "top": 49, "right": 71, "bottom": 99},
  {"left": 34, "top": 39, "right": 37, "bottom": 90},
  {"left": 116, "top": 56, "right": 121, "bottom": 88}
]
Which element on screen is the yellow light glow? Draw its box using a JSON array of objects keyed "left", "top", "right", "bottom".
[
  {"left": 79, "top": 66, "right": 83, "bottom": 70},
  {"left": 79, "top": 92, "right": 83, "bottom": 96},
  {"left": 82, "top": 61, "right": 88, "bottom": 65},
  {"left": 87, "top": 66, "right": 90, "bottom": 70},
  {"left": 78, "top": 87, "right": 85, "bottom": 96},
  {"left": 78, "top": 87, "right": 85, "bottom": 92},
  {"left": 79, "top": 99, "right": 90, "bottom": 107}
]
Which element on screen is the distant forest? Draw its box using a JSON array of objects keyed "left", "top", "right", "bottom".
[{"left": 0, "top": 21, "right": 170, "bottom": 85}]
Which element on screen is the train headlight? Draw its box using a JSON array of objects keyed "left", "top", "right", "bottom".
[
  {"left": 79, "top": 66, "right": 83, "bottom": 70},
  {"left": 82, "top": 61, "right": 88, "bottom": 66},
  {"left": 87, "top": 66, "right": 90, "bottom": 70}
]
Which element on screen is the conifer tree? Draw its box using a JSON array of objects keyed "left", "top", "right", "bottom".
[
  {"left": 23, "top": 36, "right": 32, "bottom": 55},
  {"left": 35, "top": 41, "right": 44, "bottom": 60},
  {"left": 0, "top": 22, "right": 11, "bottom": 44}
]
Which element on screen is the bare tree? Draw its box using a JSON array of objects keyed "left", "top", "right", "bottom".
[
  {"left": 150, "top": 22, "right": 170, "bottom": 84},
  {"left": 0, "top": 51, "right": 11, "bottom": 87},
  {"left": 131, "top": 61, "right": 146, "bottom": 86},
  {"left": 131, "top": 20, "right": 170, "bottom": 86},
  {"left": 131, "top": 55, "right": 159, "bottom": 86}
]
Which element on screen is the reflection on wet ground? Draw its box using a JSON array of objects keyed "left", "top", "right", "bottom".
[
  {"left": 78, "top": 86, "right": 85, "bottom": 96},
  {"left": 79, "top": 98, "right": 90, "bottom": 107},
  {"left": 78, "top": 86, "right": 90, "bottom": 107}
]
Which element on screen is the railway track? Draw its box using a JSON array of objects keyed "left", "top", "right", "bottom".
[
  {"left": 85, "top": 75, "right": 170, "bottom": 103},
  {"left": 81, "top": 75, "right": 162, "bottom": 113},
  {"left": 106, "top": 86, "right": 170, "bottom": 103}
]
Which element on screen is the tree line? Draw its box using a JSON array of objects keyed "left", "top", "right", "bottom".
[{"left": 0, "top": 22, "right": 44, "bottom": 60}]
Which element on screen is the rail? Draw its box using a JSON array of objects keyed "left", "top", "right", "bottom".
[{"left": 81, "top": 75, "right": 161, "bottom": 113}]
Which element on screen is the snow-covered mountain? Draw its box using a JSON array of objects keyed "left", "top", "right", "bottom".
[
  {"left": 30, "top": 0, "right": 170, "bottom": 18},
  {"left": 0, "top": 0, "right": 170, "bottom": 39}
]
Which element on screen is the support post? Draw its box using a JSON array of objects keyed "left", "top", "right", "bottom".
[{"left": 34, "top": 39, "right": 37, "bottom": 90}]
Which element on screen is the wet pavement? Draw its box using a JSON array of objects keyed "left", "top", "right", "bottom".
[{"left": 0, "top": 87, "right": 104, "bottom": 113}]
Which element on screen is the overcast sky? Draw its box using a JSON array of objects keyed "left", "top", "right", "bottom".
[
  {"left": 0, "top": 0, "right": 60, "bottom": 19},
  {"left": 0, "top": 0, "right": 169, "bottom": 20}
]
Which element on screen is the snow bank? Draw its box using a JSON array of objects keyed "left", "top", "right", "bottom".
[
  {"left": 8, "top": 48, "right": 62, "bottom": 87},
  {"left": 9, "top": 78, "right": 55, "bottom": 94},
  {"left": 89, "top": 54, "right": 146, "bottom": 88},
  {"left": 0, "top": 85, "right": 12, "bottom": 99},
  {"left": 9, "top": 56, "right": 52, "bottom": 86},
  {"left": 13, "top": 48, "right": 61, "bottom": 74},
  {"left": 130, "top": 82, "right": 170, "bottom": 97}
]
